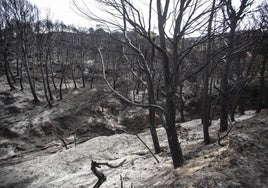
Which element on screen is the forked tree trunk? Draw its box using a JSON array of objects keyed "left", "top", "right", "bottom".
[
  {"left": 157, "top": 0, "right": 184, "bottom": 168},
  {"left": 220, "top": 0, "right": 249, "bottom": 132}
]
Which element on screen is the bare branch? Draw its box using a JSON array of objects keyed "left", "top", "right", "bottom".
[{"left": 98, "top": 48, "right": 166, "bottom": 114}]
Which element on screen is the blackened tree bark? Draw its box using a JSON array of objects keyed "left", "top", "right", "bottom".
[
  {"left": 13, "top": 0, "right": 39, "bottom": 102},
  {"left": 44, "top": 19, "right": 54, "bottom": 100},
  {"left": 219, "top": 0, "right": 252, "bottom": 132},
  {"left": 256, "top": 3, "right": 268, "bottom": 112},
  {"left": 202, "top": 0, "right": 216, "bottom": 144},
  {"left": 59, "top": 61, "right": 66, "bottom": 101},
  {"left": 156, "top": 0, "right": 184, "bottom": 167},
  {"left": 40, "top": 63, "right": 52, "bottom": 107},
  {"left": 74, "top": 0, "right": 212, "bottom": 168},
  {"left": 3, "top": 48, "right": 16, "bottom": 90},
  {"left": 256, "top": 54, "right": 267, "bottom": 113},
  {"left": 0, "top": 1, "right": 16, "bottom": 90},
  {"left": 51, "top": 60, "right": 57, "bottom": 90},
  {"left": 178, "top": 83, "right": 185, "bottom": 122},
  {"left": 71, "top": 64, "right": 78, "bottom": 89}
]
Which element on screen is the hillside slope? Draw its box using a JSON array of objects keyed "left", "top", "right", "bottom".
[{"left": 0, "top": 110, "right": 267, "bottom": 187}]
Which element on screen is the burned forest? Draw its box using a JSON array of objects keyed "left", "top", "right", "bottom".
[{"left": 0, "top": 0, "right": 267, "bottom": 187}]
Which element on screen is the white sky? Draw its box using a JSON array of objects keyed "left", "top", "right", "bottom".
[
  {"left": 28, "top": 0, "right": 262, "bottom": 33},
  {"left": 28, "top": 0, "right": 91, "bottom": 28}
]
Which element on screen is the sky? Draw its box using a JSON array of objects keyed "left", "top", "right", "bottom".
[
  {"left": 28, "top": 0, "right": 91, "bottom": 28},
  {"left": 28, "top": 0, "right": 262, "bottom": 33}
]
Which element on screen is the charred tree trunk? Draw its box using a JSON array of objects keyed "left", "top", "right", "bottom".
[
  {"left": 220, "top": 0, "right": 250, "bottom": 131},
  {"left": 156, "top": 73, "right": 162, "bottom": 101},
  {"left": 7, "top": 62, "right": 16, "bottom": 84},
  {"left": 40, "top": 63, "right": 52, "bottom": 107},
  {"left": 202, "top": 0, "right": 215, "bottom": 144},
  {"left": 219, "top": 61, "right": 229, "bottom": 132},
  {"left": 147, "top": 80, "right": 161, "bottom": 154},
  {"left": 51, "top": 63, "right": 57, "bottom": 90},
  {"left": 16, "top": 46, "right": 20, "bottom": 77},
  {"left": 59, "top": 62, "right": 65, "bottom": 100},
  {"left": 45, "top": 59, "right": 53, "bottom": 100},
  {"left": 165, "top": 92, "right": 184, "bottom": 167},
  {"left": 72, "top": 64, "right": 78, "bottom": 89},
  {"left": 238, "top": 96, "right": 245, "bottom": 115},
  {"left": 256, "top": 55, "right": 267, "bottom": 113},
  {"left": 81, "top": 64, "right": 86, "bottom": 88},
  {"left": 43, "top": 50, "right": 54, "bottom": 100},
  {"left": 19, "top": 58, "right": 24, "bottom": 91},
  {"left": 4, "top": 50, "right": 16, "bottom": 90},
  {"left": 22, "top": 40, "right": 39, "bottom": 102},
  {"left": 157, "top": 0, "right": 184, "bottom": 168},
  {"left": 178, "top": 83, "right": 185, "bottom": 122}
]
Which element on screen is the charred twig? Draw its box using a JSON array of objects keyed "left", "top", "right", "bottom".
[
  {"left": 96, "top": 159, "right": 126, "bottom": 168},
  {"left": 91, "top": 160, "right": 126, "bottom": 188},
  {"left": 53, "top": 131, "right": 68, "bottom": 150},
  {"left": 136, "top": 134, "right": 159, "bottom": 163},
  {"left": 91, "top": 160, "right": 106, "bottom": 188},
  {"left": 120, "top": 175, "right": 123, "bottom": 188}
]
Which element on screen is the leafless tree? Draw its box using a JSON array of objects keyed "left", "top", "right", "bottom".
[
  {"left": 219, "top": 0, "right": 253, "bottom": 131},
  {"left": 73, "top": 0, "right": 212, "bottom": 168},
  {"left": 255, "top": 2, "right": 268, "bottom": 113},
  {"left": 201, "top": 0, "right": 217, "bottom": 145},
  {"left": 0, "top": 0, "right": 16, "bottom": 90},
  {"left": 8, "top": 0, "right": 40, "bottom": 102}
]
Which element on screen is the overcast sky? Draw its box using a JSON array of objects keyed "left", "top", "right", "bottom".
[
  {"left": 28, "top": 0, "right": 91, "bottom": 28},
  {"left": 28, "top": 0, "right": 262, "bottom": 33}
]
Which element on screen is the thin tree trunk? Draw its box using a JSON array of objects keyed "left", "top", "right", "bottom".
[
  {"left": 19, "top": 58, "right": 24, "bottom": 91},
  {"left": 7, "top": 62, "right": 16, "bottom": 83},
  {"left": 59, "top": 62, "right": 64, "bottom": 100},
  {"left": 81, "top": 66, "right": 86, "bottom": 88},
  {"left": 166, "top": 93, "right": 184, "bottom": 167},
  {"left": 90, "top": 76, "right": 94, "bottom": 89},
  {"left": 22, "top": 43, "right": 39, "bottom": 102},
  {"left": 4, "top": 51, "right": 16, "bottom": 90},
  {"left": 219, "top": 0, "right": 248, "bottom": 131},
  {"left": 16, "top": 47, "right": 20, "bottom": 77},
  {"left": 157, "top": 0, "right": 184, "bottom": 167},
  {"left": 178, "top": 83, "right": 185, "bottom": 122},
  {"left": 256, "top": 55, "right": 267, "bottom": 113},
  {"left": 40, "top": 63, "right": 52, "bottom": 107},
  {"left": 238, "top": 96, "right": 245, "bottom": 115},
  {"left": 219, "top": 61, "right": 229, "bottom": 132},
  {"left": 45, "top": 60, "right": 53, "bottom": 100},
  {"left": 147, "top": 79, "right": 161, "bottom": 154},
  {"left": 202, "top": 0, "right": 216, "bottom": 143},
  {"left": 71, "top": 63, "right": 77, "bottom": 89}
]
